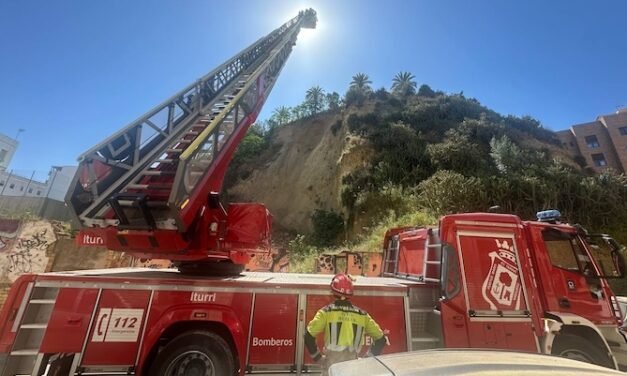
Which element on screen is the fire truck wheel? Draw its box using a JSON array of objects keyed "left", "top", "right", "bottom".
[
  {"left": 47, "top": 355, "right": 74, "bottom": 376},
  {"left": 150, "top": 331, "right": 235, "bottom": 376},
  {"left": 552, "top": 334, "right": 612, "bottom": 368}
]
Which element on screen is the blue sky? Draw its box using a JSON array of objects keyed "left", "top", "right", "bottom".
[{"left": 1, "top": 0, "right": 626, "bottom": 172}]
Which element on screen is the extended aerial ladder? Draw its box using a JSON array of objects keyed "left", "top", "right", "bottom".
[{"left": 66, "top": 9, "right": 317, "bottom": 273}]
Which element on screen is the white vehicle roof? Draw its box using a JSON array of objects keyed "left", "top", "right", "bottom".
[{"left": 328, "top": 349, "right": 623, "bottom": 376}]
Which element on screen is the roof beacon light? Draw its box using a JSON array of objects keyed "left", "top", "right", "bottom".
[{"left": 537, "top": 210, "right": 562, "bottom": 223}]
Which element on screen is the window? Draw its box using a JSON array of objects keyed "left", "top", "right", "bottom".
[
  {"left": 0, "top": 181, "right": 3, "bottom": 186},
  {"left": 585, "top": 135, "right": 600, "bottom": 148},
  {"left": 28, "top": 188, "right": 33, "bottom": 194},
  {"left": 619, "top": 126, "right": 627, "bottom": 136},
  {"left": 543, "top": 229, "right": 579, "bottom": 271},
  {"left": 36, "top": 190, "right": 41, "bottom": 196},
  {"left": 591, "top": 153, "right": 607, "bottom": 167},
  {"left": 543, "top": 229, "right": 595, "bottom": 275},
  {"left": 0, "top": 149, "right": 6, "bottom": 163},
  {"left": 19, "top": 186, "right": 24, "bottom": 192},
  {"left": 9, "top": 183, "right": 14, "bottom": 189}
]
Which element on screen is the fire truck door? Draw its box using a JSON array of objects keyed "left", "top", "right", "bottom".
[
  {"left": 81, "top": 290, "right": 151, "bottom": 368},
  {"left": 247, "top": 294, "right": 298, "bottom": 370},
  {"left": 455, "top": 230, "right": 539, "bottom": 352},
  {"left": 534, "top": 227, "right": 615, "bottom": 322}
]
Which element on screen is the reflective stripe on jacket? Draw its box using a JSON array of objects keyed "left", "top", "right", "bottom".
[{"left": 306, "top": 300, "right": 384, "bottom": 352}]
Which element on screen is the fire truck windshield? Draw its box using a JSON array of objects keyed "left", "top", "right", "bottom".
[{"left": 586, "top": 235, "right": 626, "bottom": 279}]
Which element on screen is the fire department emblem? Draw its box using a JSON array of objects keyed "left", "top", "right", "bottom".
[{"left": 481, "top": 240, "right": 521, "bottom": 310}]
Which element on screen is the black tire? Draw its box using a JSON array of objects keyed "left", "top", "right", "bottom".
[
  {"left": 551, "top": 333, "right": 613, "bottom": 368},
  {"left": 47, "top": 354, "right": 74, "bottom": 376},
  {"left": 177, "top": 261, "right": 244, "bottom": 276},
  {"left": 150, "top": 331, "right": 235, "bottom": 376}
]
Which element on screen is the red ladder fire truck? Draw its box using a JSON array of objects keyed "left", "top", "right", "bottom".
[
  {"left": 1, "top": 211, "right": 626, "bottom": 375},
  {"left": 2, "top": 6, "right": 627, "bottom": 376},
  {"left": 66, "top": 8, "right": 318, "bottom": 275}
]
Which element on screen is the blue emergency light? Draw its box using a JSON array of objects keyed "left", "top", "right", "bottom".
[{"left": 536, "top": 210, "right": 562, "bottom": 223}]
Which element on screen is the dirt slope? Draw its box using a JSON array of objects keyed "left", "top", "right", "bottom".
[{"left": 227, "top": 111, "right": 372, "bottom": 233}]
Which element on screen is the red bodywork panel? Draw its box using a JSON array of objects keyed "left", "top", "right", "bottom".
[
  {"left": 40, "top": 289, "right": 99, "bottom": 353},
  {"left": 75, "top": 202, "right": 272, "bottom": 263},
  {"left": 394, "top": 229, "right": 427, "bottom": 277},
  {"left": 0, "top": 270, "right": 410, "bottom": 375}
]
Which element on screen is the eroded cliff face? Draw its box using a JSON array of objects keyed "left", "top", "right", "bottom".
[{"left": 227, "top": 111, "right": 372, "bottom": 234}]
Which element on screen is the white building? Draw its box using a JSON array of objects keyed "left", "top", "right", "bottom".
[
  {"left": 0, "top": 133, "right": 18, "bottom": 172},
  {"left": 0, "top": 166, "right": 77, "bottom": 200}
]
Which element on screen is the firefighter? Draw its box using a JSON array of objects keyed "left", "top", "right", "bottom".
[{"left": 304, "top": 273, "right": 386, "bottom": 375}]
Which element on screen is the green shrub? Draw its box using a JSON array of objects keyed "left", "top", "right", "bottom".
[{"left": 311, "top": 209, "right": 345, "bottom": 247}]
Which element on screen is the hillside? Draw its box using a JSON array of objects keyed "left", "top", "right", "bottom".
[
  {"left": 226, "top": 111, "right": 372, "bottom": 234},
  {"left": 224, "top": 84, "right": 627, "bottom": 251}
]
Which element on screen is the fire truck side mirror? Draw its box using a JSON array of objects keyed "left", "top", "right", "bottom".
[{"left": 612, "top": 250, "right": 626, "bottom": 279}]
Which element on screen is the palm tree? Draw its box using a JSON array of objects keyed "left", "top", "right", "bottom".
[
  {"left": 272, "top": 106, "right": 292, "bottom": 126},
  {"left": 305, "top": 86, "right": 325, "bottom": 115},
  {"left": 391, "top": 71, "right": 417, "bottom": 97},
  {"left": 349, "top": 73, "right": 373, "bottom": 94},
  {"left": 291, "top": 104, "right": 307, "bottom": 120}
]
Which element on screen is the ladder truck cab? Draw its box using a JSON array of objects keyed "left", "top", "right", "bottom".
[
  {"left": 382, "top": 209, "right": 627, "bottom": 370},
  {"left": 66, "top": 9, "right": 317, "bottom": 275}
]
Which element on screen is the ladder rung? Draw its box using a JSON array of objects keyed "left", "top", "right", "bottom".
[
  {"left": 427, "top": 244, "right": 441, "bottom": 248},
  {"left": 29, "top": 299, "right": 55, "bottom": 305},
  {"left": 11, "top": 349, "right": 38, "bottom": 356},
  {"left": 128, "top": 184, "right": 172, "bottom": 190},
  {"left": 187, "top": 131, "right": 200, "bottom": 136},
  {"left": 425, "top": 261, "right": 441, "bottom": 265},
  {"left": 20, "top": 324, "right": 47, "bottom": 329},
  {"left": 176, "top": 139, "right": 192, "bottom": 144},
  {"left": 143, "top": 170, "right": 176, "bottom": 176},
  {"left": 153, "top": 158, "right": 175, "bottom": 164},
  {"left": 423, "top": 277, "right": 440, "bottom": 283},
  {"left": 166, "top": 148, "right": 184, "bottom": 153}
]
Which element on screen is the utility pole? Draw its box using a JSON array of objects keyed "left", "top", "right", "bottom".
[{"left": 14, "top": 128, "right": 24, "bottom": 141}]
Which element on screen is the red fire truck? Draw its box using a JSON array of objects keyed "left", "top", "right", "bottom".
[{"left": 1, "top": 210, "right": 626, "bottom": 375}]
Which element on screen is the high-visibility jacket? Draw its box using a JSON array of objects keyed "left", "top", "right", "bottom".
[{"left": 305, "top": 299, "right": 385, "bottom": 355}]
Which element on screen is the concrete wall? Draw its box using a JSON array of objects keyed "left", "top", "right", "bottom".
[
  {"left": 0, "top": 196, "right": 76, "bottom": 223},
  {"left": 0, "top": 218, "right": 133, "bottom": 305},
  {"left": 0, "top": 171, "right": 47, "bottom": 197}
]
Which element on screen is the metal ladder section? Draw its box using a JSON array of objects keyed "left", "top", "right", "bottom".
[
  {"left": 382, "top": 234, "right": 400, "bottom": 276},
  {"left": 406, "top": 287, "right": 442, "bottom": 351},
  {"left": 2, "top": 284, "right": 59, "bottom": 376},
  {"left": 68, "top": 11, "right": 309, "bottom": 229},
  {"left": 109, "top": 75, "right": 252, "bottom": 230},
  {"left": 423, "top": 229, "right": 442, "bottom": 283}
]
